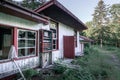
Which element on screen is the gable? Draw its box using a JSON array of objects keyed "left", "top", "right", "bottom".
[{"left": 34, "top": 0, "right": 87, "bottom": 31}]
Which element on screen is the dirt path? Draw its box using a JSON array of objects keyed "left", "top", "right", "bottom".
[{"left": 108, "top": 53, "right": 120, "bottom": 69}]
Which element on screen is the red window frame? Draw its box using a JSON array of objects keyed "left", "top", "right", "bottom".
[{"left": 17, "top": 29, "right": 38, "bottom": 58}]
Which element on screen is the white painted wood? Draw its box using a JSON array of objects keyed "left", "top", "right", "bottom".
[{"left": 0, "top": 12, "right": 84, "bottom": 78}]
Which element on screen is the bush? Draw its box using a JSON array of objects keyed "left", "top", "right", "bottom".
[{"left": 52, "top": 63, "right": 67, "bottom": 74}]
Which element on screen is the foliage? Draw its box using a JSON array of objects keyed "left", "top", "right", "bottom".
[
  {"left": 84, "top": 1, "right": 120, "bottom": 48},
  {"left": 21, "top": 0, "right": 45, "bottom": 10},
  {"left": 92, "top": 0, "right": 109, "bottom": 27},
  {"left": 52, "top": 63, "right": 67, "bottom": 74},
  {"left": 16, "top": 69, "right": 38, "bottom": 80},
  {"left": 7, "top": 0, "right": 47, "bottom": 10},
  {"left": 23, "top": 69, "right": 38, "bottom": 79},
  {"left": 72, "top": 46, "right": 120, "bottom": 80},
  {"left": 84, "top": 21, "right": 94, "bottom": 38},
  {"left": 92, "top": 0, "right": 110, "bottom": 47}
]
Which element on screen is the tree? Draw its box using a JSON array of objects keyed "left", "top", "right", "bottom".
[
  {"left": 21, "top": 0, "right": 47, "bottom": 10},
  {"left": 109, "top": 3, "right": 120, "bottom": 47},
  {"left": 92, "top": 0, "right": 109, "bottom": 47},
  {"left": 85, "top": 21, "right": 94, "bottom": 38}
]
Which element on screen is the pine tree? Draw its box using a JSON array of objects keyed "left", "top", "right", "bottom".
[
  {"left": 109, "top": 3, "right": 120, "bottom": 47},
  {"left": 92, "top": 0, "right": 109, "bottom": 48}
]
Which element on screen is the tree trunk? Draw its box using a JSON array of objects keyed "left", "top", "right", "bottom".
[{"left": 100, "top": 39, "right": 103, "bottom": 48}]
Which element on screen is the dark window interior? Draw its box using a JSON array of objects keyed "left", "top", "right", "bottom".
[{"left": 0, "top": 27, "right": 12, "bottom": 60}]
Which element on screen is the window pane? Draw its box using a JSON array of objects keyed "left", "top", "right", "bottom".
[
  {"left": 53, "top": 45, "right": 56, "bottom": 49},
  {"left": 27, "top": 48, "right": 35, "bottom": 55},
  {"left": 27, "top": 31, "right": 35, "bottom": 39},
  {"left": 53, "top": 40, "right": 56, "bottom": 49},
  {"left": 27, "top": 40, "right": 35, "bottom": 47},
  {"left": 18, "top": 29, "right": 36, "bottom": 57},
  {"left": 51, "top": 29, "right": 56, "bottom": 38},
  {"left": 18, "top": 31, "right": 26, "bottom": 38},
  {"left": 53, "top": 40, "right": 56, "bottom": 45},
  {"left": 18, "top": 40, "right": 25, "bottom": 47},
  {"left": 18, "top": 49, "right": 26, "bottom": 56}
]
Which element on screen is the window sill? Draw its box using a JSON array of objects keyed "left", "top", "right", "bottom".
[
  {"left": 16, "top": 55, "right": 37, "bottom": 60},
  {"left": 52, "top": 49, "right": 59, "bottom": 51},
  {"left": 0, "top": 59, "right": 11, "bottom": 63},
  {"left": 0, "top": 55, "right": 38, "bottom": 63}
]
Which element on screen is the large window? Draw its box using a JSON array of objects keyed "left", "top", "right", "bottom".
[
  {"left": 50, "top": 21, "right": 58, "bottom": 50},
  {"left": 18, "top": 29, "right": 36, "bottom": 57},
  {"left": 0, "top": 27, "right": 12, "bottom": 60}
]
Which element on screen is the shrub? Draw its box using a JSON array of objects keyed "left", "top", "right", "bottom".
[{"left": 52, "top": 63, "right": 67, "bottom": 74}]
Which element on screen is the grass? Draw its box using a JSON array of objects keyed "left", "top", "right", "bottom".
[
  {"left": 72, "top": 45, "right": 120, "bottom": 80},
  {"left": 44, "top": 45, "right": 120, "bottom": 80},
  {"left": 15, "top": 45, "right": 120, "bottom": 80}
]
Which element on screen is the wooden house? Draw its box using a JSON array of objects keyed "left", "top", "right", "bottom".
[{"left": 0, "top": 0, "right": 87, "bottom": 79}]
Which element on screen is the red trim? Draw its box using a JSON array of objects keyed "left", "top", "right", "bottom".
[
  {"left": 0, "top": 24, "right": 39, "bottom": 63},
  {"left": 0, "top": 59, "right": 11, "bottom": 64},
  {"left": 15, "top": 56, "right": 38, "bottom": 60},
  {"left": 0, "top": 56, "right": 38, "bottom": 64},
  {"left": 39, "top": 29, "right": 53, "bottom": 53},
  {"left": 13, "top": 27, "right": 18, "bottom": 56}
]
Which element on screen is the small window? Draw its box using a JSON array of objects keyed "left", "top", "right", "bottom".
[
  {"left": 50, "top": 21, "right": 58, "bottom": 50},
  {"left": 18, "top": 29, "right": 36, "bottom": 57}
]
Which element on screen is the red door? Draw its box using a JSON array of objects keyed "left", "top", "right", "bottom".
[{"left": 63, "top": 36, "right": 75, "bottom": 59}]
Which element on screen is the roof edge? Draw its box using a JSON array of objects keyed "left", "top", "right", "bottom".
[
  {"left": 34, "top": 0, "right": 88, "bottom": 30},
  {"left": 0, "top": 0, "right": 49, "bottom": 24}
]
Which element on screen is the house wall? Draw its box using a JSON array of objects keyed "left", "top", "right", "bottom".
[
  {"left": 0, "top": 12, "right": 44, "bottom": 78},
  {"left": 52, "top": 22, "right": 81, "bottom": 62},
  {"left": 0, "top": 12, "right": 83, "bottom": 76},
  {"left": 0, "top": 57, "right": 39, "bottom": 78},
  {"left": 0, "top": 12, "right": 41, "bottom": 30},
  {"left": 79, "top": 42, "right": 84, "bottom": 54}
]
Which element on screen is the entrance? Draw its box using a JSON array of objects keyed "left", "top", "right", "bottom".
[{"left": 63, "top": 36, "right": 75, "bottom": 59}]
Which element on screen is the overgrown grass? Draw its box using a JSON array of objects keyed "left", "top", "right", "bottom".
[
  {"left": 45, "top": 46, "right": 120, "bottom": 80},
  {"left": 72, "top": 45, "right": 120, "bottom": 80},
  {"left": 15, "top": 45, "right": 120, "bottom": 80}
]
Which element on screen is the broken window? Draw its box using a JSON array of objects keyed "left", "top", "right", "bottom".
[
  {"left": 50, "top": 21, "right": 58, "bottom": 50},
  {"left": 0, "top": 27, "right": 12, "bottom": 60},
  {"left": 18, "top": 29, "right": 36, "bottom": 57}
]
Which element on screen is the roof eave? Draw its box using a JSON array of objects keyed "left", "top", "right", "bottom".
[
  {"left": 0, "top": 0, "right": 49, "bottom": 24},
  {"left": 34, "top": 0, "right": 87, "bottom": 30}
]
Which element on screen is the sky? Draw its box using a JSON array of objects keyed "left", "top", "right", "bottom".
[{"left": 15, "top": 0, "right": 120, "bottom": 23}]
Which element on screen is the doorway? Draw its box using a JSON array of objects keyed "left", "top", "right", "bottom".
[{"left": 63, "top": 36, "right": 75, "bottom": 59}]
